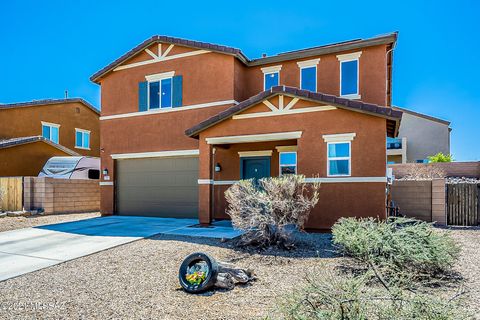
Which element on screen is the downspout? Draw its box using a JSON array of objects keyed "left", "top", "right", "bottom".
[
  {"left": 211, "top": 147, "right": 216, "bottom": 223},
  {"left": 385, "top": 42, "right": 396, "bottom": 107}
]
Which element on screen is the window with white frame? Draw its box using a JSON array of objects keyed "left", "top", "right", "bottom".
[
  {"left": 41, "top": 122, "right": 60, "bottom": 144},
  {"left": 297, "top": 58, "right": 320, "bottom": 92},
  {"left": 337, "top": 52, "right": 362, "bottom": 99},
  {"left": 323, "top": 133, "right": 356, "bottom": 177},
  {"left": 279, "top": 152, "right": 297, "bottom": 175},
  {"left": 261, "top": 65, "right": 281, "bottom": 90},
  {"left": 75, "top": 129, "right": 90, "bottom": 149},
  {"left": 146, "top": 71, "right": 174, "bottom": 109}
]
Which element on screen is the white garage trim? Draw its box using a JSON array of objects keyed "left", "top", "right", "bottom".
[{"left": 111, "top": 149, "right": 199, "bottom": 160}]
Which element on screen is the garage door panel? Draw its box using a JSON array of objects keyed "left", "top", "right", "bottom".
[{"left": 116, "top": 157, "right": 199, "bottom": 218}]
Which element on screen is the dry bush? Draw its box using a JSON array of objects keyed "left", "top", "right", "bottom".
[
  {"left": 402, "top": 164, "right": 446, "bottom": 180},
  {"left": 225, "top": 175, "right": 320, "bottom": 249}
]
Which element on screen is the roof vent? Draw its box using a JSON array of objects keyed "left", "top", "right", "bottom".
[{"left": 262, "top": 53, "right": 267, "bottom": 58}]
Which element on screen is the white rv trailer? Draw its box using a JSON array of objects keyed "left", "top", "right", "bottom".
[{"left": 39, "top": 156, "right": 100, "bottom": 179}]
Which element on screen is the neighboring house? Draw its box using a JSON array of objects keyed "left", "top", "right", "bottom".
[
  {"left": 91, "top": 33, "right": 402, "bottom": 230},
  {"left": 387, "top": 106, "right": 451, "bottom": 164},
  {"left": 0, "top": 99, "right": 100, "bottom": 176}
]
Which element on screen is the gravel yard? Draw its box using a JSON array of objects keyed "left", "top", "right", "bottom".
[
  {"left": 0, "top": 226, "right": 478, "bottom": 319},
  {"left": 0, "top": 212, "right": 100, "bottom": 232}
]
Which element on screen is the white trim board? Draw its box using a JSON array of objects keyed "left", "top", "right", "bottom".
[
  {"left": 322, "top": 133, "right": 356, "bottom": 142},
  {"left": 111, "top": 149, "right": 199, "bottom": 160},
  {"left": 198, "top": 177, "right": 387, "bottom": 185},
  {"left": 99, "top": 182, "right": 114, "bottom": 186},
  {"left": 304, "top": 177, "right": 387, "bottom": 183},
  {"left": 206, "top": 131, "right": 302, "bottom": 145},
  {"left": 232, "top": 105, "right": 336, "bottom": 120},
  {"left": 297, "top": 58, "right": 320, "bottom": 68},
  {"left": 145, "top": 71, "right": 175, "bottom": 82},
  {"left": 261, "top": 65, "right": 282, "bottom": 73},
  {"left": 336, "top": 51, "right": 362, "bottom": 61},
  {"left": 100, "top": 100, "right": 238, "bottom": 120},
  {"left": 238, "top": 150, "right": 273, "bottom": 157}
]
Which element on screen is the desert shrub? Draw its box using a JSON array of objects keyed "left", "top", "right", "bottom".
[
  {"left": 332, "top": 217, "right": 459, "bottom": 277},
  {"left": 281, "top": 269, "right": 469, "bottom": 320},
  {"left": 225, "top": 175, "right": 320, "bottom": 249}
]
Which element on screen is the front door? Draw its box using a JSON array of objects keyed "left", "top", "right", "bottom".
[{"left": 241, "top": 157, "right": 271, "bottom": 180}]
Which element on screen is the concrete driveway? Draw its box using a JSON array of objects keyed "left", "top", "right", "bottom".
[{"left": 0, "top": 216, "right": 241, "bottom": 282}]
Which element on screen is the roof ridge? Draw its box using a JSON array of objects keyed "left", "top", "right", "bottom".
[{"left": 0, "top": 98, "right": 100, "bottom": 115}]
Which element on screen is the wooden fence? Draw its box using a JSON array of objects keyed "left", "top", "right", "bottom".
[
  {"left": 0, "top": 177, "right": 23, "bottom": 211},
  {"left": 446, "top": 183, "right": 479, "bottom": 226}
]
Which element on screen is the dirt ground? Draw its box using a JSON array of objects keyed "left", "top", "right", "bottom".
[
  {"left": 0, "top": 226, "right": 478, "bottom": 319},
  {"left": 0, "top": 212, "right": 100, "bottom": 232}
]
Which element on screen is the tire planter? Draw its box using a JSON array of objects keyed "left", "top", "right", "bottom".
[{"left": 179, "top": 252, "right": 219, "bottom": 293}]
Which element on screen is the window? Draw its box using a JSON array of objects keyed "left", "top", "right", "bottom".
[
  {"left": 337, "top": 52, "right": 362, "bottom": 99},
  {"left": 297, "top": 58, "right": 320, "bottom": 92},
  {"left": 41, "top": 122, "right": 60, "bottom": 144},
  {"left": 145, "top": 71, "right": 175, "bottom": 109},
  {"left": 327, "top": 142, "right": 351, "bottom": 176},
  {"left": 148, "top": 77, "right": 172, "bottom": 109},
  {"left": 279, "top": 152, "right": 297, "bottom": 175},
  {"left": 75, "top": 129, "right": 90, "bottom": 149},
  {"left": 261, "top": 65, "right": 282, "bottom": 90}
]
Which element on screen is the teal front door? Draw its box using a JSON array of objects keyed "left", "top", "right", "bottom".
[{"left": 241, "top": 157, "right": 271, "bottom": 180}]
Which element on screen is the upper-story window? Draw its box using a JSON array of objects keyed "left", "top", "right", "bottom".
[
  {"left": 261, "top": 65, "right": 282, "bottom": 90},
  {"left": 337, "top": 52, "right": 362, "bottom": 99},
  {"left": 297, "top": 58, "right": 320, "bottom": 92},
  {"left": 323, "top": 133, "right": 356, "bottom": 177},
  {"left": 41, "top": 121, "right": 60, "bottom": 144},
  {"left": 146, "top": 71, "right": 175, "bottom": 109},
  {"left": 75, "top": 128, "right": 90, "bottom": 150}
]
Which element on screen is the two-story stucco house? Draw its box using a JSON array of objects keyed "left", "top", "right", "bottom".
[
  {"left": 0, "top": 99, "right": 100, "bottom": 177},
  {"left": 91, "top": 33, "right": 402, "bottom": 230}
]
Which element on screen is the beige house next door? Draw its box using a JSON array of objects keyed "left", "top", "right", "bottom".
[{"left": 115, "top": 157, "right": 199, "bottom": 218}]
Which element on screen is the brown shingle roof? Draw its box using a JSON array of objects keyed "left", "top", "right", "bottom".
[
  {"left": 0, "top": 136, "right": 80, "bottom": 156},
  {"left": 90, "top": 33, "right": 398, "bottom": 83},
  {"left": 0, "top": 98, "right": 100, "bottom": 115},
  {"left": 185, "top": 86, "right": 403, "bottom": 138}
]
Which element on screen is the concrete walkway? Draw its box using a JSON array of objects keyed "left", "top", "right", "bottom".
[{"left": 0, "top": 216, "right": 242, "bottom": 282}]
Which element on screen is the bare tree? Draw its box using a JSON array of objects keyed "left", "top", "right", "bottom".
[{"left": 225, "top": 175, "right": 320, "bottom": 249}]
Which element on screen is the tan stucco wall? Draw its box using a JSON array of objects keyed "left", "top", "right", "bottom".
[
  {"left": 0, "top": 102, "right": 100, "bottom": 157},
  {"left": 0, "top": 142, "right": 70, "bottom": 177}
]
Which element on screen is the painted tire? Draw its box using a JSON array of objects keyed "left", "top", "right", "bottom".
[{"left": 179, "top": 252, "right": 218, "bottom": 293}]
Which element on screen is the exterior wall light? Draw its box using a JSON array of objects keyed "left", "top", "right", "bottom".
[
  {"left": 102, "top": 168, "right": 109, "bottom": 176},
  {"left": 214, "top": 163, "right": 221, "bottom": 172}
]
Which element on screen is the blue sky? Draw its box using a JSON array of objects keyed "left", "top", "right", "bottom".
[{"left": 1, "top": 0, "right": 479, "bottom": 160}]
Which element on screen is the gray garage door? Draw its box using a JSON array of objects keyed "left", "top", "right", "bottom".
[{"left": 116, "top": 157, "right": 198, "bottom": 218}]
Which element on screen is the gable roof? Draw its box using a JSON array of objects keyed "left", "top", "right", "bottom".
[
  {"left": 90, "top": 32, "right": 398, "bottom": 83},
  {"left": 392, "top": 106, "right": 450, "bottom": 126},
  {"left": 0, "top": 98, "right": 100, "bottom": 115},
  {"left": 185, "top": 86, "right": 402, "bottom": 138},
  {"left": 0, "top": 136, "right": 80, "bottom": 156}
]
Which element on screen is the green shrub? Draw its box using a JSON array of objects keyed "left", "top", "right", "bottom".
[
  {"left": 280, "top": 270, "right": 469, "bottom": 320},
  {"left": 331, "top": 217, "right": 459, "bottom": 277},
  {"left": 428, "top": 152, "right": 454, "bottom": 163}
]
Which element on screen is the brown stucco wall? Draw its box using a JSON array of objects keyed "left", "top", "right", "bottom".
[
  {"left": 97, "top": 41, "right": 391, "bottom": 222},
  {"left": 0, "top": 102, "right": 100, "bottom": 157},
  {"left": 0, "top": 142, "right": 70, "bottom": 177},
  {"left": 197, "top": 99, "right": 387, "bottom": 229},
  {"left": 240, "top": 45, "right": 389, "bottom": 106}
]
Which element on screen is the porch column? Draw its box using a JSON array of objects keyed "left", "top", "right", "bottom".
[{"left": 198, "top": 137, "right": 213, "bottom": 225}]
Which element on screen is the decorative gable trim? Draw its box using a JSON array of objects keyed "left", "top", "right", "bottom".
[
  {"left": 232, "top": 95, "right": 336, "bottom": 120},
  {"left": 145, "top": 71, "right": 175, "bottom": 82}
]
